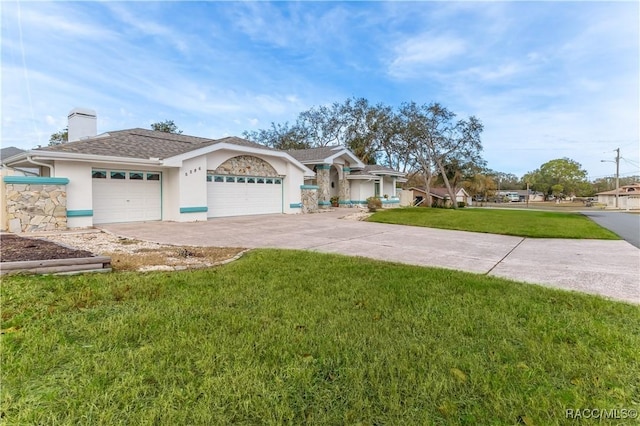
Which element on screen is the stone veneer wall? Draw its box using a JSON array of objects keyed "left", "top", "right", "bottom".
[
  {"left": 301, "top": 187, "right": 318, "bottom": 213},
  {"left": 316, "top": 165, "right": 331, "bottom": 208},
  {"left": 213, "top": 155, "right": 278, "bottom": 176},
  {"left": 339, "top": 167, "right": 350, "bottom": 202},
  {"left": 4, "top": 182, "right": 67, "bottom": 232}
]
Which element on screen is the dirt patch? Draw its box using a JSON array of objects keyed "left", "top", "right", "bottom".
[
  {"left": 0, "top": 234, "right": 95, "bottom": 262},
  {"left": 2, "top": 230, "right": 247, "bottom": 272},
  {"left": 109, "top": 246, "right": 245, "bottom": 272}
]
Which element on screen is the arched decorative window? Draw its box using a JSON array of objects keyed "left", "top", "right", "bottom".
[{"left": 213, "top": 155, "right": 278, "bottom": 176}]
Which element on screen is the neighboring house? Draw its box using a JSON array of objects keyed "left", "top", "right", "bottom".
[
  {"left": 410, "top": 187, "right": 472, "bottom": 207},
  {"left": 287, "top": 146, "right": 406, "bottom": 207},
  {"left": 596, "top": 183, "right": 640, "bottom": 209},
  {"left": 1, "top": 147, "right": 39, "bottom": 176},
  {"left": 2, "top": 108, "right": 406, "bottom": 232}
]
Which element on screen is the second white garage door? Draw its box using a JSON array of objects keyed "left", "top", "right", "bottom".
[{"left": 207, "top": 175, "right": 283, "bottom": 218}]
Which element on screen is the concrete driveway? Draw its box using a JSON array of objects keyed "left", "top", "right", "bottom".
[{"left": 101, "top": 210, "right": 640, "bottom": 304}]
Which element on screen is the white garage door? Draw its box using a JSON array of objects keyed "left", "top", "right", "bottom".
[
  {"left": 92, "top": 170, "right": 162, "bottom": 224},
  {"left": 207, "top": 174, "right": 282, "bottom": 218}
]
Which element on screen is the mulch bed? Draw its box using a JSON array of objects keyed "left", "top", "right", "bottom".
[{"left": 0, "top": 234, "right": 95, "bottom": 263}]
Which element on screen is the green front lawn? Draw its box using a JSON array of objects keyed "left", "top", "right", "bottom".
[
  {"left": 2, "top": 250, "right": 638, "bottom": 425},
  {"left": 368, "top": 207, "right": 620, "bottom": 239}
]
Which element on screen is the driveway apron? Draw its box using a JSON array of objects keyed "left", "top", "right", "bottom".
[{"left": 101, "top": 211, "right": 640, "bottom": 304}]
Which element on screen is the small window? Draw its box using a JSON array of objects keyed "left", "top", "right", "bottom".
[
  {"left": 214, "top": 176, "right": 224, "bottom": 183},
  {"left": 206, "top": 175, "right": 213, "bottom": 182},
  {"left": 274, "top": 179, "right": 282, "bottom": 184},
  {"left": 111, "top": 171, "right": 126, "bottom": 180},
  {"left": 257, "top": 178, "right": 265, "bottom": 184},
  {"left": 236, "top": 177, "right": 246, "bottom": 183},
  {"left": 266, "top": 178, "right": 273, "bottom": 184},
  {"left": 147, "top": 173, "right": 160, "bottom": 181},
  {"left": 92, "top": 170, "right": 106, "bottom": 179},
  {"left": 130, "top": 172, "right": 143, "bottom": 180},
  {"left": 247, "top": 177, "right": 256, "bottom": 183},
  {"left": 226, "top": 176, "right": 235, "bottom": 183}
]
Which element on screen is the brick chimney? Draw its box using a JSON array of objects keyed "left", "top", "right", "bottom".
[{"left": 68, "top": 108, "right": 97, "bottom": 142}]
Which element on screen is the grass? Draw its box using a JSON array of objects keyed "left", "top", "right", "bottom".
[
  {"left": 368, "top": 207, "right": 621, "bottom": 239},
  {"left": 2, "top": 250, "right": 639, "bottom": 425}
]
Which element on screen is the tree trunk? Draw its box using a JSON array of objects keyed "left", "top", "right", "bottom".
[{"left": 435, "top": 158, "right": 458, "bottom": 209}]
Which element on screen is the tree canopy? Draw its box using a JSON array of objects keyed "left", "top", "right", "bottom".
[
  {"left": 523, "top": 158, "right": 590, "bottom": 198},
  {"left": 244, "top": 98, "right": 486, "bottom": 207},
  {"left": 48, "top": 127, "right": 68, "bottom": 146},
  {"left": 151, "top": 120, "right": 182, "bottom": 134}
]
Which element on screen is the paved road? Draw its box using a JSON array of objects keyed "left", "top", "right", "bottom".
[
  {"left": 581, "top": 211, "right": 640, "bottom": 249},
  {"left": 101, "top": 210, "right": 640, "bottom": 304}
]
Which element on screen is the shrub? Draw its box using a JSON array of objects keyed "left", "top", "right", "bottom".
[
  {"left": 367, "top": 196, "right": 382, "bottom": 212},
  {"left": 457, "top": 202, "right": 466, "bottom": 208}
]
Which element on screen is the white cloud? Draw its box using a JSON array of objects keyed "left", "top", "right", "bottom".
[{"left": 389, "top": 33, "right": 466, "bottom": 78}]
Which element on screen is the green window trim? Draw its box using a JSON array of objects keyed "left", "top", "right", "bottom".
[
  {"left": 180, "top": 206, "right": 208, "bottom": 213},
  {"left": 67, "top": 209, "right": 93, "bottom": 217},
  {"left": 3, "top": 176, "right": 69, "bottom": 185}
]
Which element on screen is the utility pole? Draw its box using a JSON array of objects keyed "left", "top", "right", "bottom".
[{"left": 615, "top": 147, "right": 620, "bottom": 209}]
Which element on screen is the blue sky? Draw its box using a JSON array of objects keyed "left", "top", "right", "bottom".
[{"left": 2, "top": 1, "right": 638, "bottom": 179}]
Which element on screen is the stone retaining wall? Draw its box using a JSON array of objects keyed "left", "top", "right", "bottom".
[{"left": 5, "top": 183, "right": 67, "bottom": 232}]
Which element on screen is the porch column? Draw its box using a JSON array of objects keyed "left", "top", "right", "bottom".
[
  {"left": 316, "top": 164, "right": 331, "bottom": 209},
  {"left": 339, "top": 167, "right": 351, "bottom": 204}
]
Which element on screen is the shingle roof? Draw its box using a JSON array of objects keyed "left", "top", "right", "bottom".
[
  {"left": 364, "top": 164, "right": 401, "bottom": 174},
  {"left": 34, "top": 129, "right": 270, "bottom": 160},
  {"left": 596, "top": 184, "right": 640, "bottom": 195},
  {"left": 0, "top": 146, "right": 26, "bottom": 161},
  {"left": 286, "top": 145, "right": 344, "bottom": 162}
]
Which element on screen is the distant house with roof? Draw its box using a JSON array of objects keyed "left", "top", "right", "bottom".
[
  {"left": 596, "top": 183, "right": 640, "bottom": 210},
  {"left": 409, "top": 187, "right": 472, "bottom": 207},
  {"left": 1, "top": 147, "right": 39, "bottom": 176}
]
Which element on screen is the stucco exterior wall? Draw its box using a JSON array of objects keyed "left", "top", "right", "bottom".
[
  {"left": 350, "top": 180, "right": 375, "bottom": 204},
  {"left": 283, "top": 163, "right": 305, "bottom": 213},
  {"left": 178, "top": 156, "right": 208, "bottom": 221},
  {"left": 162, "top": 168, "right": 180, "bottom": 221},
  {"left": 382, "top": 177, "right": 396, "bottom": 198},
  {"left": 54, "top": 161, "right": 93, "bottom": 228}
]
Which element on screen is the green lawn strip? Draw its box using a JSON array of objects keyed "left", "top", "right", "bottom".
[
  {"left": 2, "top": 249, "right": 638, "bottom": 425},
  {"left": 368, "top": 207, "right": 621, "bottom": 239}
]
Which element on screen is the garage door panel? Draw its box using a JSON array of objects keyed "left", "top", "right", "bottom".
[
  {"left": 207, "top": 176, "right": 282, "bottom": 218},
  {"left": 93, "top": 170, "right": 161, "bottom": 224}
]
